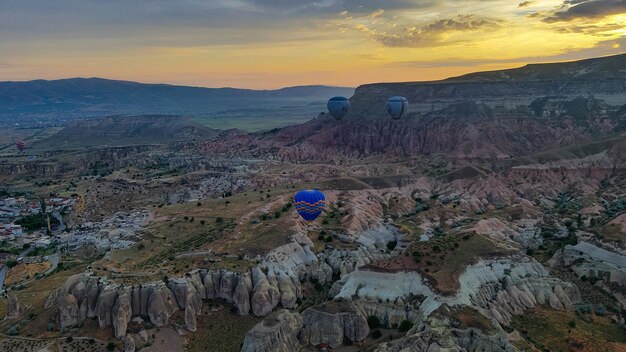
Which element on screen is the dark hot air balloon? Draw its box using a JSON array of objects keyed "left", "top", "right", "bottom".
[
  {"left": 385, "top": 96, "right": 409, "bottom": 120},
  {"left": 327, "top": 96, "right": 350, "bottom": 120},
  {"left": 15, "top": 140, "right": 26, "bottom": 152},
  {"left": 294, "top": 189, "right": 326, "bottom": 223}
]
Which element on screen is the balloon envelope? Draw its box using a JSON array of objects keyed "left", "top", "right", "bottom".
[
  {"left": 15, "top": 140, "right": 26, "bottom": 152},
  {"left": 385, "top": 96, "right": 409, "bottom": 120},
  {"left": 327, "top": 96, "right": 350, "bottom": 120},
  {"left": 294, "top": 189, "right": 326, "bottom": 222}
]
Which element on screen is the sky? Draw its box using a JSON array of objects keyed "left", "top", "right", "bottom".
[{"left": 1, "top": 0, "right": 625, "bottom": 89}]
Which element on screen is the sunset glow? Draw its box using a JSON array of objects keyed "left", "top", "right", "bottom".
[{"left": 1, "top": 0, "right": 625, "bottom": 88}]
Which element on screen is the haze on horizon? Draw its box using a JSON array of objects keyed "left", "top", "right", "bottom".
[{"left": 1, "top": 0, "right": 625, "bottom": 89}]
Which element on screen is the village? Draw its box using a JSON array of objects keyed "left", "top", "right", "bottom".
[{"left": 0, "top": 194, "right": 153, "bottom": 293}]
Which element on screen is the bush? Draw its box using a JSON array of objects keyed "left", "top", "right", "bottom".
[
  {"left": 197, "top": 202, "right": 202, "bottom": 206},
  {"left": 107, "top": 341, "right": 116, "bottom": 351},
  {"left": 200, "top": 220, "right": 206, "bottom": 225},
  {"left": 367, "top": 315, "right": 380, "bottom": 329},
  {"left": 259, "top": 214, "right": 268, "bottom": 221},
  {"left": 65, "top": 336, "right": 73, "bottom": 343},
  {"left": 325, "top": 235, "right": 333, "bottom": 243},
  {"left": 432, "top": 245, "right": 441, "bottom": 253},
  {"left": 6, "top": 326, "right": 19, "bottom": 335},
  {"left": 568, "top": 320, "right": 576, "bottom": 328},
  {"left": 595, "top": 304, "right": 607, "bottom": 316},
  {"left": 216, "top": 217, "right": 224, "bottom": 223},
  {"left": 386, "top": 240, "right": 397, "bottom": 251},
  {"left": 398, "top": 320, "right": 414, "bottom": 333},
  {"left": 6, "top": 259, "right": 17, "bottom": 268},
  {"left": 372, "top": 329, "right": 382, "bottom": 339},
  {"left": 274, "top": 211, "right": 281, "bottom": 219}
]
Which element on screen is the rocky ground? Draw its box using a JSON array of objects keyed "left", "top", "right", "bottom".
[{"left": 0, "top": 56, "right": 625, "bottom": 351}]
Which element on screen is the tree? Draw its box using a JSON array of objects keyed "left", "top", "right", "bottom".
[
  {"left": 398, "top": 320, "right": 414, "bottom": 333},
  {"left": 367, "top": 315, "right": 380, "bottom": 329}
]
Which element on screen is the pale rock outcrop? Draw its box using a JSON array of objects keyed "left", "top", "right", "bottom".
[
  {"left": 548, "top": 241, "right": 626, "bottom": 288},
  {"left": 124, "top": 334, "right": 136, "bottom": 352},
  {"left": 217, "top": 270, "right": 237, "bottom": 302},
  {"left": 233, "top": 275, "right": 252, "bottom": 315},
  {"left": 113, "top": 290, "right": 132, "bottom": 338},
  {"left": 185, "top": 305, "right": 197, "bottom": 332},
  {"left": 59, "top": 293, "right": 79, "bottom": 328},
  {"left": 188, "top": 270, "right": 207, "bottom": 300},
  {"left": 276, "top": 271, "right": 297, "bottom": 309},
  {"left": 299, "top": 301, "right": 369, "bottom": 348},
  {"left": 241, "top": 310, "right": 303, "bottom": 352},
  {"left": 251, "top": 267, "right": 280, "bottom": 316},
  {"left": 147, "top": 283, "right": 179, "bottom": 327},
  {"left": 96, "top": 285, "right": 119, "bottom": 328},
  {"left": 167, "top": 277, "right": 201, "bottom": 311}
]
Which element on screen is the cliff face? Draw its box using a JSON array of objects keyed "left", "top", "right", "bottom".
[
  {"left": 202, "top": 102, "right": 622, "bottom": 162},
  {"left": 350, "top": 53, "right": 626, "bottom": 117}
]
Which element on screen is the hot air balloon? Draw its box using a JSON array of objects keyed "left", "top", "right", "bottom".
[
  {"left": 385, "top": 96, "right": 409, "bottom": 120},
  {"left": 294, "top": 189, "right": 326, "bottom": 223},
  {"left": 327, "top": 96, "right": 350, "bottom": 120},
  {"left": 15, "top": 140, "right": 26, "bottom": 152}
]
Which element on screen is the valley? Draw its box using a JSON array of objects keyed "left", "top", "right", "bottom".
[{"left": 0, "top": 54, "right": 625, "bottom": 352}]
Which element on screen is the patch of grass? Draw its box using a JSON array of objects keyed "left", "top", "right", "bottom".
[
  {"left": 511, "top": 306, "right": 626, "bottom": 352},
  {"left": 187, "top": 302, "right": 262, "bottom": 352}
]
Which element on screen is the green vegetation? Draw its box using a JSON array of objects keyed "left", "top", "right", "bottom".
[
  {"left": 512, "top": 307, "right": 626, "bottom": 351},
  {"left": 398, "top": 320, "right": 414, "bottom": 333},
  {"left": 367, "top": 315, "right": 380, "bottom": 329},
  {"left": 371, "top": 329, "right": 382, "bottom": 339}
]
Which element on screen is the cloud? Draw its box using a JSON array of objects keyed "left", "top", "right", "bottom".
[
  {"left": 518, "top": 1, "right": 534, "bottom": 7},
  {"left": 543, "top": 0, "right": 626, "bottom": 23},
  {"left": 373, "top": 14, "right": 504, "bottom": 48}
]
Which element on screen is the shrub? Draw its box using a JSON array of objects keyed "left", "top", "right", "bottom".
[
  {"left": 216, "top": 217, "right": 224, "bottom": 223},
  {"left": 568, "top": 320, "right": 576, "bottom": 328},
  {"left": 197, "top": 202, "right": 202, "bottom": 206},
  {"left": 200, "top": 220, "right": 206, "bottom": 225},
  {"left": 372, "top": 329, "right": 382, "bottom": 339},
  {"left": 367, "top": 315, "right": 380, "bottom": 329},
  {"left": 274, "top": 211, "right": 281, "bottom": 219},
  {"left": 595, "top": 304, "right": 607, "bottom": 316},
  {"left": 65, "top": 336, "right": 73, "bottom": 343},
  {"left": 325, "top": 235, "right": 333, "bottom": 243},
  {"left": 386, "top": 240, "right": 397, "bottom": 251},
  {"left": 259, "top": 214, "right": 268, "bottom": 221},
  {"left": 107, "top": 341, "right": 115, "bottom": 351},
  {"left": 432, "top": 245, "right": 441, "bottom": 253},
  {"left": 6, "top": 326, "right": 19, "bottom": 335},
  {"left": 398, "top": 320, "right": 414, "bottom": 333}
]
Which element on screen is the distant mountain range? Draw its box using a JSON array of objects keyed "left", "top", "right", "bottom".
[{"left": 0, "top": 78, "right": 354, "bottom": 123}]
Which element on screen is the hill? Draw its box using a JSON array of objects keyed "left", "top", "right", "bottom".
[
  {"left": 34, "top": 115, "right": 223, "bottom": 149},
  {"left": 350, "top": 53, "right": 626, "bottom": 117},
  {"left": 0, "top": 78, "right": 354, "bottom": 124}
]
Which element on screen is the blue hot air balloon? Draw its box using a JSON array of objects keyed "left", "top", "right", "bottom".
[
  {"left": 327, "top": 96, "right": 350, "bottom": 120},
  {"left": 385, "top": 96, "right": 409, "bottom": 120},
  {"left": 294, "top": 189, "right": 326, "bottom": 223}
]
